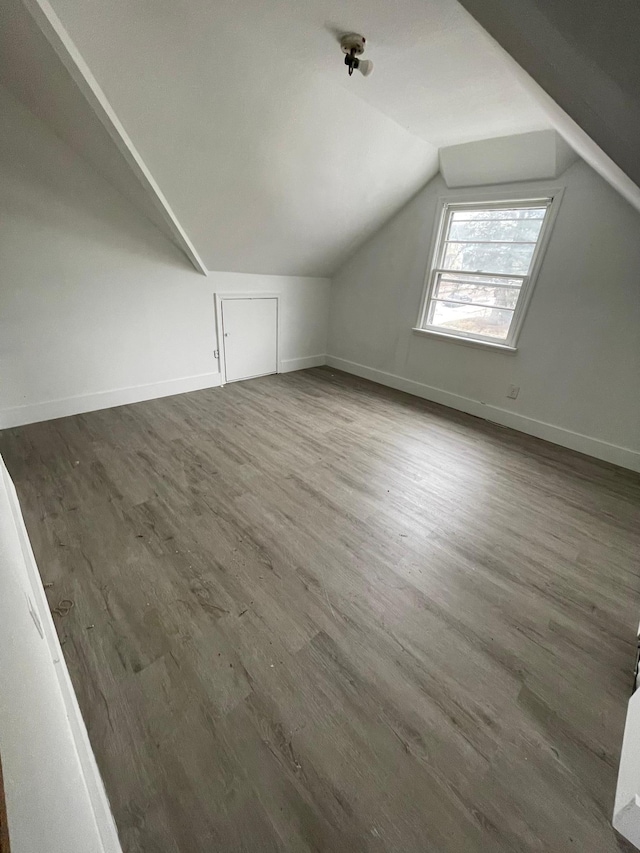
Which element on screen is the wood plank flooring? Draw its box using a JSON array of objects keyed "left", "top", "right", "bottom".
[{"left": 1, "top": 367, "right": 639, "bottom": 852}]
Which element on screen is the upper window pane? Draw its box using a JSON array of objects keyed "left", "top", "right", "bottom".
[
  {"left": 441, "top": 205, "right": 548, "bottom": 276},
  {"left": 448, "top": 218, "right": 543, "bottom": 243},
  {"left": 451, "top": 207, "right": 546, "bottom": 221}
]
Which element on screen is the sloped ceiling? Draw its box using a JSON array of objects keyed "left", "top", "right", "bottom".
[
  {"left": 458, "top": 0, "right": 640, "bottom": 199},
  {"left": 7, "top": 0, "right": 550, "bottom": 276},
  {"left": 0, "top": 0, "right": 160, "bottom": 235},
  {"left": 0, "top": 0, "right": 207, "bottom": 272}
]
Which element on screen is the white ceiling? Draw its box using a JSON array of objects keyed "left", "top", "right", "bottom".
[{"left": 7, "top": 0, "right": 551, "bottom": 276}]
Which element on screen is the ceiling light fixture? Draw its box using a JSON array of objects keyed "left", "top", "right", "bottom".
[{"left": 340, "top": 33, "right": 373, "bottom": 78}]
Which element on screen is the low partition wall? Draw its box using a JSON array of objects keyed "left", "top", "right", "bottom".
[{"left": 0, "top": 456, "right": 121, "bottom": 853}]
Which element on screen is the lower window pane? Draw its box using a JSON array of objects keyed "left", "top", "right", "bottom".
[{"left": 428, "top": 301, "right": 514, "bottom": 340}]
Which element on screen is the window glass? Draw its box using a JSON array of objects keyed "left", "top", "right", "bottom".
[{"left": 418, "top": 200, "right": 553, "bottom": 345}]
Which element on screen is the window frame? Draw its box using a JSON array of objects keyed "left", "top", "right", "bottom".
[{"left": 414, "top": 188, "right": 564, "bottom": 351}]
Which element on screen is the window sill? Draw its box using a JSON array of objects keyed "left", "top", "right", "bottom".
[{"left": 411, "top": 327, "right": 518, "bottom": 353}]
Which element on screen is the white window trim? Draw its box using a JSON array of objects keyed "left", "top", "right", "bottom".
[{"left": 415, "top": 187, "right": 565, "bottom": 351}]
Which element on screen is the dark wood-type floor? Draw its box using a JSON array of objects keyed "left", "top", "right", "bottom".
[{"left": 2, "top": 368, "right": 639, "bottom": 853}]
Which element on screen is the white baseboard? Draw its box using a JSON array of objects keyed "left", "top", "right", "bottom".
[
  {"left": 280, "top": 354, "right": 326, "bottom": 373},
  {"left": 0, "top": 371, "right": 222, "bottom": 429},
  {"left": 326, "top": 355, "right": 640, "bottom": 473}
]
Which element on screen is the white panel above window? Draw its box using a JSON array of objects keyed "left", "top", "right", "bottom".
[
  {"left": 439, "top": 131, "right": 578, "bottom": 188},
  {"left": 416, "top": 194, "right": 562, "bottom": 349}
]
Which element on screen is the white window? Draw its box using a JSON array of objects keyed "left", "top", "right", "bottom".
[{"left": 416, "top": 196, "right": 560, "bottom": 349}]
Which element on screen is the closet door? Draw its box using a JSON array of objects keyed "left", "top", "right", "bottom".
[{"left": 221, "top": 297, "right": 278, "bottom": 382}]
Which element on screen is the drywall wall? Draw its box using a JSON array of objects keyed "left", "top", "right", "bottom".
[
  {"left": 0, "top": 456, "right": 121, "bottom": 853},
  {"left": 0, "top": 83, "right": 217, "bottom": 426},
  {"left": 439, "top": 130, "right": 577, "bottom": 188},
  {"left": 0, "top": 85, "right": 330, "bottom": 428},
  {"left": 328, "top": 159, "right": 640, "bottom": 471}
]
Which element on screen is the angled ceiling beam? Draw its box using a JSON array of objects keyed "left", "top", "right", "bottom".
[
  {"left": 21, "top": 0, "right": 208, "bottom": 275},
  {"left": 458, "top": 0, "right": 640, "bottom": 217},
  {"left": 507, "top": 62, "right": 640, "bottom": 217}
]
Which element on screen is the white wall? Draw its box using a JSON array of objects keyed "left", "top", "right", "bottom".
[
  {"left": 0, "top": 85, "right": 330, "bottom": 428},
  {"left": 0, "top": 456, "right": 121, "bottom": 853},
  {"left": 614, "top": 686, "right": 640, "bottom": 848},
  {"left": 328, "top": 160, "right": 640, "bottom": 471}
]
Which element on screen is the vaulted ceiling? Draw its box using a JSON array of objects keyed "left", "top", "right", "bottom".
[
  {"left": 3, "top": 0, "right": 551, "bottom": 275},
  {"left": 458, "top": 0, "right": 640, "bottom": 201},
  {"left": 0, "top": 0, "right": 168, "bottom": 240}
]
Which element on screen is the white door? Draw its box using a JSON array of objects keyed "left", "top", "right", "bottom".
[{"left": 221, "top": 297, "right": 278, "bottom": 383}]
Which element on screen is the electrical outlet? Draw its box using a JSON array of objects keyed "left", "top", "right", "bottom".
[{"left": 506, "top": 384, "right": 520, "bottom": 400}]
